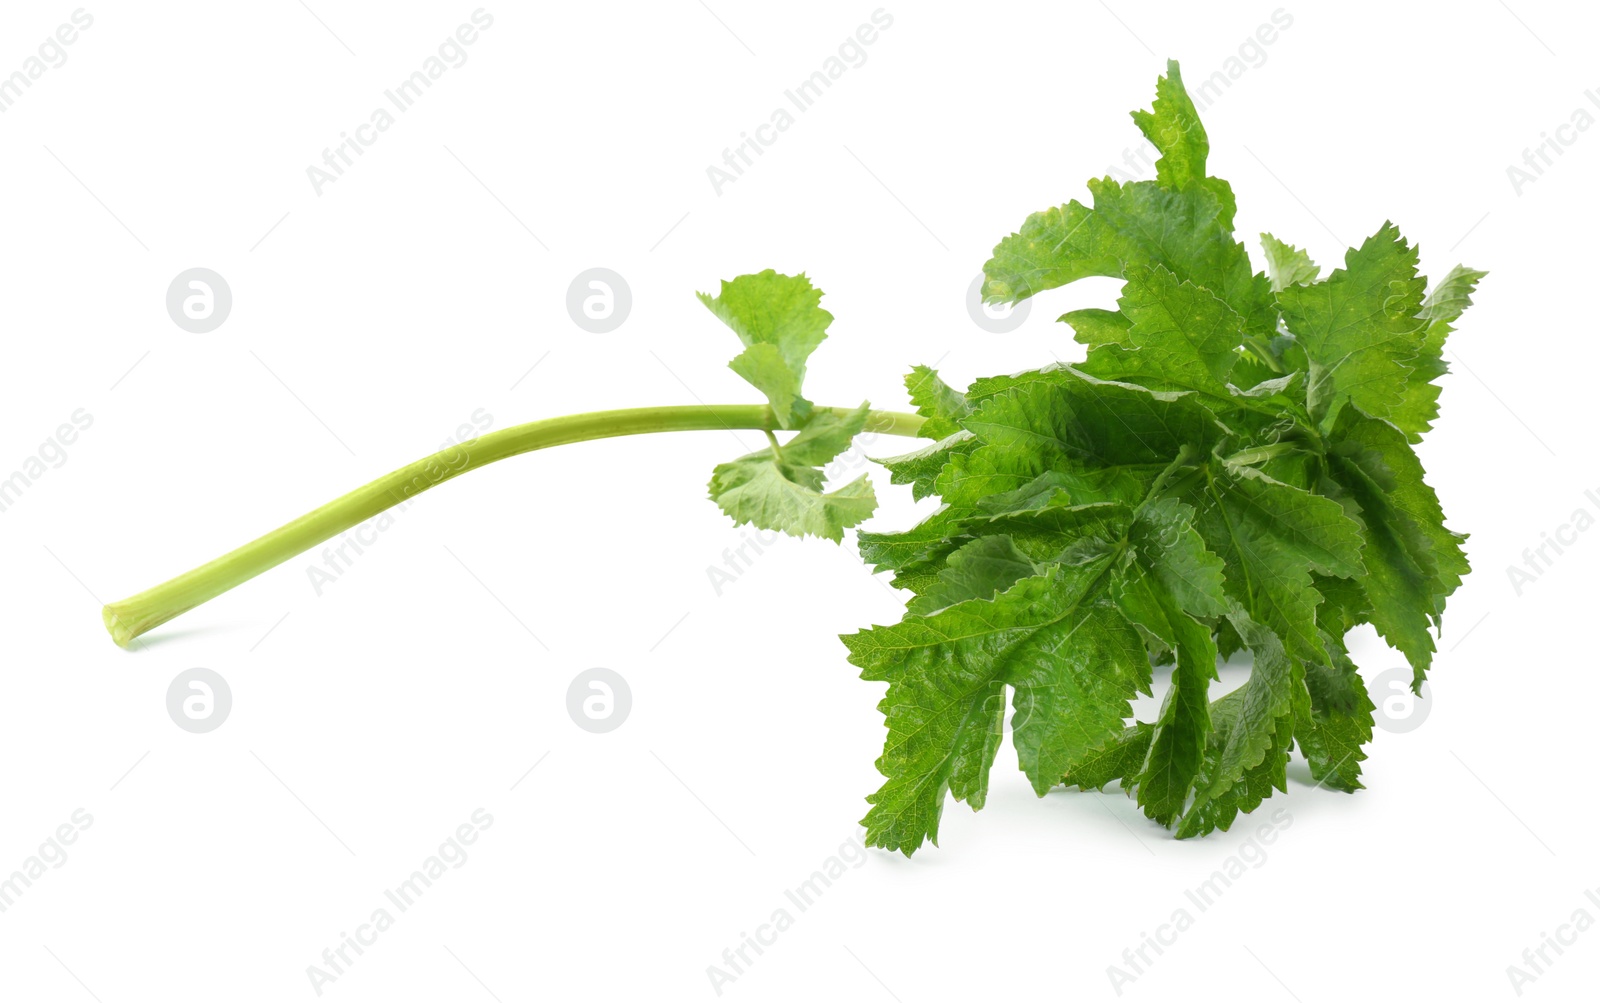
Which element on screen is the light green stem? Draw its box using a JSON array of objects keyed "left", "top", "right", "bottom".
[{"left": 102, "top": 404, "right": 925, "bottom": 648}]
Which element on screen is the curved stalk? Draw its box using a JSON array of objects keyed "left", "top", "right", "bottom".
[{"left": 103, "top": 404, "right": 925, "bottom": 647}]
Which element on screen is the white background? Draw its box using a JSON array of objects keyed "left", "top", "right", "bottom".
[{"left": 0, "top": 1, "right": 1595, "bottom": 1000}]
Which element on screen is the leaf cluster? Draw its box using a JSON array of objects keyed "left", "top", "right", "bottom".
[
  {"left": 848, "top": 61, "right": 1480, "bottom": 852},
  {"left": 693, "top": 63, "right": 1479, "bottom": 853}
]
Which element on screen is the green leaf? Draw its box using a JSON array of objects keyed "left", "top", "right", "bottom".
[
  {"left": 1336, "top": 414, "right": 1469, "bottom": 621},
  {"left": 846, "top": 559, "right": 1149, "bottom": 854},
  {"left": 1123, "top": 497, "right": 1230, "bottom": 621},
  {"left": 1132, "top": 614, "right": 1218, "bottom": 825},
  {"left": 728, "top": 344, "right": 808, "bottom": 429},
  {"left": 777, "top": 404, "right": 870, "bottom": 466},
  {"left": 972, "top": 471, "right": 1083, "bottom": 517},
  {"left": 1130, "top": 59, "right": 1211, "bottom": 192},
  {"left": 1082, "top": 263, "right": 1247, "bottom": 398},
  {"left": 1327, "top": 408, "right": 1469, "bottom": 688},
  {"left": 981, "top": 66, "right": 1273, "bottom": 335},
  {"left": 1061, "top": 723, "right": 1153, "bottom": 791},
  {"left": 699, "top": 270, "right": 833, "bottom": 428},
  {"left": 876, "top": 431, "right": 975, "bottom": 502},
  {"left": 982, "top": 179, "right": 1274, "bottom": 337},
  {"left": 906, "top": 535, "right": 1038, "bottom": 615},
  {"left": 1389, "top": 264, "right": 1487, "bottom": 441},
  {"left": 904, "top": 365, "right": 971, "bottom": 440},
  {"left": 956, "top": 367, "right": 1225, "bottom": 511},
  {"left": 1295, "top": 631, "right": 1374, "bottom": 792},
  {"left": 1176, "top": 614, "right": 1300, "bottom": 838},
  {"left": 1260, "top": 233, "right": 1320, "bottom": 291},
  {"left": 1326, "top": 439, "right": 1438, "bottom": 686},
  {"left": 981, "top": 500, "right": 1132, "bottom": 569},
  {"left": 709, "top": 461, "right": 875, "bottom": 544},
  {"left": 1277, "top": 222, "right": 1427, "bottom": 428},
  {"left": 708, "top": 404, "right": 876, "bottom": 542},
  {"left": 1007, "top": 593, "right": 1153, "bottom": 797},
  {"left": 1314, "top": 573, "right": 1372, "bottom": 637},
  {"left": 1112, "top": 500, "right": 1229, "bottom": 824},
  {"left": 980, "top": 197, "right": 1116, "bottom": 305},
  {"left": 1420, "top": 264, "right": 1488, "bottom": 335},
  {"left": 858, "top": 505, "right": 966, "bottom": 575},
  {"left": 856, "top": 506, "right": 969, "bottom": 600},
  {"left": 1182, "top": 464, "right": 1365, "bottom": 664},
  {"left": 1061, "top": 307, "right": 1132, "bottom": 348}
]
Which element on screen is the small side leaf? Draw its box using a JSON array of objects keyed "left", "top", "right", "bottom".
[
  {"left": 699, "top": 269, "right": 833, "bottom": 429},
  {"left": 708, "top": 404, "right": 876, "bottom": 542}
]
